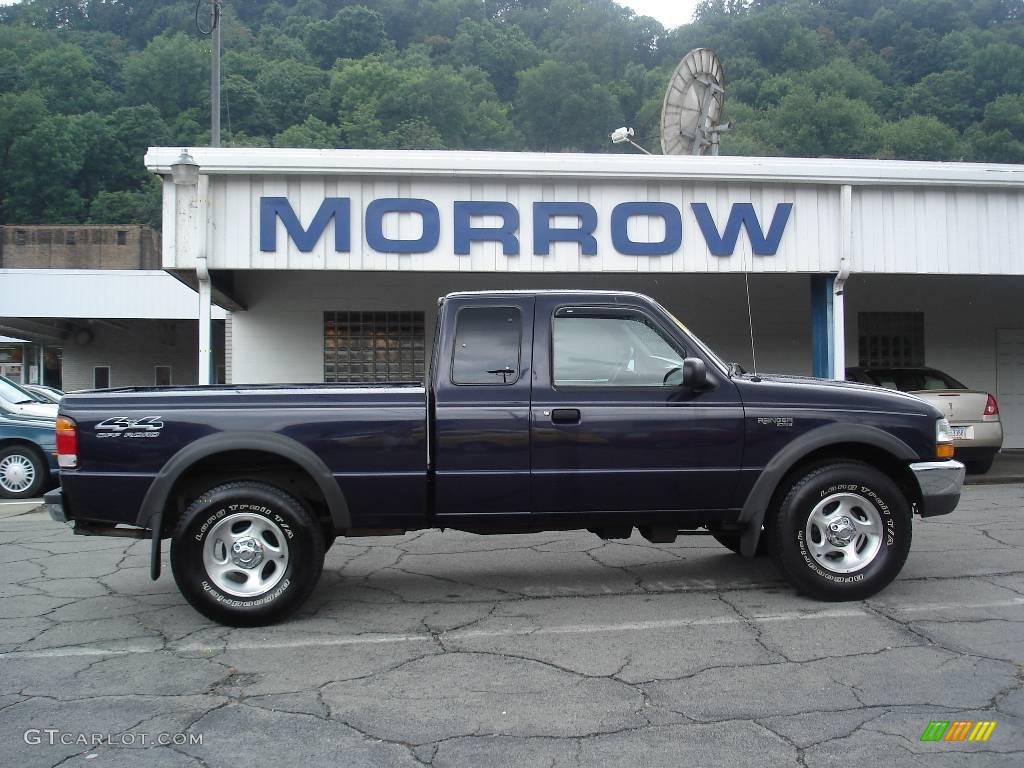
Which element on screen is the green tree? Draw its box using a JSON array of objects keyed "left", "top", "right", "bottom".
[
  {"left": 274, "top": 116, "right": 341, "bottom": 148},
  {"left": 306, "top": 6, "right": 388, "bottom": 69},
  {"left": 123, "top": 32, "right": 208, "bottom": 117},
  {"left": 901, "top": 71, "right": 980, "bottom": 131},
  {"left": 514, "top": 60, "right": 623, "bottom": 151},
  {"left": 450, "top": 19, "right": 541, "bottom": 101},
  {"left": 23, "top": 43, "right": 113, "bottom": 113},
  {"left": 88, "top": 177, "right": 162, "bottom": 228},
  {"left": 255, "top": 59, "right": 329, "bottom": 135},
  {"left": 770, "top": 87, "right": 884, "bottom": 157},
  {"left": 968, "top": 94, "right": 1024, "bottom": 162},
  {"left": 883, "top": 115, "right": 961, "bottom": 160}
]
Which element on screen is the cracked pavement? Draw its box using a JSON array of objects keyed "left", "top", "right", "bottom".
[{"left": 1, "top": 484, "right": 1022, "bottom": 767}]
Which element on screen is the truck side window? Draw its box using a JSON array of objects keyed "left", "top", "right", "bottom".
[
  {"left": 451, "top": 306, "right": 522, "bottom": 385},
  {"left": 553, "top": 312, "right": 685, "bottom": 388}
]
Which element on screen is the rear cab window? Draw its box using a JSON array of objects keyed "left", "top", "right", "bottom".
[{"left": 451, "top": 306, "right": 522, "bottom": 385}]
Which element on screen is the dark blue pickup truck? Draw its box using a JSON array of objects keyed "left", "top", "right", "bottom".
[{"left": 47, "top": 291, "right": 965, "bottom": 625}]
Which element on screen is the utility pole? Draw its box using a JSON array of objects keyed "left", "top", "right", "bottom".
[{"left": 210, "top": 0, "right": 222, "bottom": 147}]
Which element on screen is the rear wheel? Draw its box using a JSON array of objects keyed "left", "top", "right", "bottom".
[
  {"left": 767, "top": 462, "right": 912, "bottom": 601},
  {"left": 170, "top": 482, "right": 325, "bottom": 626},
  {"left": 0, "top": 445, "right": 46, "bottom": 499}
]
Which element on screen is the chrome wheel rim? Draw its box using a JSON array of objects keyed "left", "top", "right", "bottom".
[
  {"left": 0, "top": 453, "right": 35, "bottom": 494},
  {"left": 805, "top": 492, "right": 884, "bottom": 574},
  {"left": 202, "top": 513, "right": 289, "bottom": 597}
]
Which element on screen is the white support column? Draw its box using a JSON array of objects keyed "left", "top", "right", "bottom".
[
  {"left": 197, "top": 255, "right": 212, "bottom": 384},
  {"left": 196, "top": 174, "right": 212, "bottom": 385},
  {"left": 833, "top": 184, "right": 853, "bottom": 380}
]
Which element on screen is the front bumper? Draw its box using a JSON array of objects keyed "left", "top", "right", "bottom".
[
  {"left": 910, "top": 460, "right": 965, "bottom": 517},
  {"left": 44, "top": 488, "right": 67, "bottom": 523}
]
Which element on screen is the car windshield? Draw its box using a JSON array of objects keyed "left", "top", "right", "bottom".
[
  {"left": 0, "top": 376, "right": 39, "bottom": 405},
  {"left": 863, "top": 369, "right": 967, "bottom": 392}
]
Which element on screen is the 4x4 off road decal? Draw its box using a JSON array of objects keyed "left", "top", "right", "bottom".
[{"left": 95, "top": 416, "right": 164, "bottom": 439}]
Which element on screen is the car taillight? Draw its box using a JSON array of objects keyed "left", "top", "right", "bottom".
[
  {"left": 55, "top": 416, "right": 78, "bottom": 468},
  {"left": 985, "top": 394, "right": 999, "bottom": 416}
]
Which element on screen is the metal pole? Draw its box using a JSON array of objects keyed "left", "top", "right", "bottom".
[{"left": 211, "top": 1, "right": 221, "bottom": 147}]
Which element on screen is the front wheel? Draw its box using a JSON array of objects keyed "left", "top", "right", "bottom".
[
  {"left": 170, "top": 482, "right": 325, "bottom": 626},
  {"left": 767, "top": 462, "right": 912, "bottom": 601},
  {"left": 0, "top": 445, "right": 46, "bottom": 499}
]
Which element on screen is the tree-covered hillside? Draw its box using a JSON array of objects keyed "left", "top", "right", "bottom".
[{"left": 1, "top": 0, "right": 1022, "bottom": 226}]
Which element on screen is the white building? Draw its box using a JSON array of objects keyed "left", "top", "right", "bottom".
[
  {"left": 145, "top": 148, "right": 1024, "bottom": 448},
  {"left": 0, "top": 269, "right": 227, "bottom": 391}
]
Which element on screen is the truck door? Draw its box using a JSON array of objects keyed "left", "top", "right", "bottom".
[
  {"left": 530, "top": 296, "right": 744, "bottom": 515},
  {"left": 433, "top": 296, "right": 535, "bottom": 517}
]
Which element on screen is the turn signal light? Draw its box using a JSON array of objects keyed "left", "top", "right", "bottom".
[
  {"left": 935, "top": 417, "right": 955, "bottom": 460},
  {"left": 55, "top": 416, "right": 78, "bottom": 469},
  {"left": 985, "top": 394, "right": 999, "bottom": 416}
]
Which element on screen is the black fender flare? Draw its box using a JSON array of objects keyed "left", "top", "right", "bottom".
[
  {"left": 737, "top": 423, "right": 918, "bottom": 557},
  {"left": 138, "top": 431, "right": 351, "bottom": 533}
]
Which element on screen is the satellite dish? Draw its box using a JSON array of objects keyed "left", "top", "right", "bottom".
[{"left": 660, "top": 48, "right": 728, "bottom": 156}]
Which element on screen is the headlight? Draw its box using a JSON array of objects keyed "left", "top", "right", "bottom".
[{"left": 936, "top": 417, "right": 955, "bottom": 459}]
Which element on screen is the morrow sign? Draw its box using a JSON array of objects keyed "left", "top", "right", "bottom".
[{"left": 259, "top": 198, "right": 793, "bottom": 257}]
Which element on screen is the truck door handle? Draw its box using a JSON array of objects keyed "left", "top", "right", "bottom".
[{"left": 551, "top": 408, "right": 581, "bottom": 424}]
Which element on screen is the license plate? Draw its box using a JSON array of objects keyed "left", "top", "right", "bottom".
[{"left": 950, "top": 426, "right": 973, "bottom": 440}]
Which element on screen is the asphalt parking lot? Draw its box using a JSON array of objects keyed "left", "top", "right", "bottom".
[{"left": 1, "top": 485, "right": 1022, "bottom": 768}]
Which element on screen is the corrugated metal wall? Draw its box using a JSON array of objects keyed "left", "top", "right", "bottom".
[{"left": 191, "top": 175, "right": 1023, "bottom": 276}]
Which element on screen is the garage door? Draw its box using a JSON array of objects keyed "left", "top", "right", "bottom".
[{"left": 997, "top": 329, "right": 1024, "bottom": 449}]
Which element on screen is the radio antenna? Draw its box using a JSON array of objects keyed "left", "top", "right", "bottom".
[{"left": 744, "top": 272, "right": 758, "bottom": 375}]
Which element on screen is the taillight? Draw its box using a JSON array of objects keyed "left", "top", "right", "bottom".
[
  {"left": 985, "top": 394, "right": 999, "bottom": 416},
  {"left": 55, "top": 416, "right": 78, "bottom": 468}
]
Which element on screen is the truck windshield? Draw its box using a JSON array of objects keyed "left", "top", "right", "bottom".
[{"left": 656, "top": 303, "right": 730, "bottom": 374}]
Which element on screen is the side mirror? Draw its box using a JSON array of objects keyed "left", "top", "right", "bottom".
[{"left": 682, "top": 357, "right": 707, "bottom": 389}]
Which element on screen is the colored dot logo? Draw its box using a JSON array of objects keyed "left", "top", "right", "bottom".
[{"left": 920, "top": 720, "right": 997, "bottom": 742}]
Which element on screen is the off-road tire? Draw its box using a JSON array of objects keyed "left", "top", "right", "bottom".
[
  {"left": 170, "top": 481, "right": 325, "bottom": 626},
  {"left": 767, "top": 461, "right": 912, "bottom": 601}
]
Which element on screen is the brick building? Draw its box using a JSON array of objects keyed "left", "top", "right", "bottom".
[{"left": 0, "top": 225, "right": 161, "bottom": 270}]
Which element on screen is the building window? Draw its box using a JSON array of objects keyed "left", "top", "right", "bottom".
[
  {"left": 858, "top": 312, "right": 925, "bottom": 367},
  {"left": 324, "top": 311, "right": 425, "bottom": 383},
  {"left": 93, "top": 366, "right": 110, "bottom": 389},
  {"left": 216, "top": 365, "right": 226, "bottom": 384},
  {"left": 66, "top": 230, "right": 76, "bottom": 245},
  {"left": 117, "top": 230, "right": 127, "bottom": 245},
  {"left": 14, "top": 229, "right": 27, "bottom": 245},
  {"left": 154, "top": 366, "right": 172, "bottom": 386},
  {"left": 452, "top": 307, "right": 521, "bottom": 385}
]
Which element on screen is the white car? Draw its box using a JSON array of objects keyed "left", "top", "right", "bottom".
[
  {"left": 846, "top": 367, "right": 1002, "bottom": 474},
  {"left": 0, "top": 377, "right": 59, "bottom": 420}
]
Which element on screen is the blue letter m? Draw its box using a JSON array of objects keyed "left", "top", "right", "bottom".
[
  {"left": 260, "top": 197, "right": 351, "bottom": 253},
  {"left": 691, "top": 202, "right": 793, "bottom": 257}
]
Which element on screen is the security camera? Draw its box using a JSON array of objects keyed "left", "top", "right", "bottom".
[{"left": 610, "top": 127, "right": 634, "bottom": 144}]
